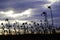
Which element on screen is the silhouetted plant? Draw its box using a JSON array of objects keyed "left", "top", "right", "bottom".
[
  {"left": 22, "top": 23, "right": 26, "bottom": 34},
  {"left": 52, "top": 29, "right": 56, "bottom": 34},
  {"left": 30, "top": 26, "right": 34, "bottom": 34},
  {"left": 48, "top": 6, "right": 54, "bottom": 29},
  {"left": 5, "top": 18, "right": 8, "bottom": 21},
  {"left": 1, "top": 23, "right": 6, "bottom": 35}
]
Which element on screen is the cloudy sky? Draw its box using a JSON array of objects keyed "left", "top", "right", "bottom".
[{"left": 0, "top": 0, "right": 60, "bottom": 26}]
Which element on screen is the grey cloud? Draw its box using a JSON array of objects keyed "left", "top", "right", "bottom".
[{"left": 0, "top": 0, "right": 60, "bottom": 25}]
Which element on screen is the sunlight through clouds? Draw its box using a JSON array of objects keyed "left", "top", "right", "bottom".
[
  {"left": 0, "top": 8, "right": 33, "bottom": 24},
  {"left": 0, "top": 8, "right": 33, "bottom": 18},
  {"left": 0, "top": 10, "right": 14, "bottom": 14},
  {"left": 44, "top": 0, "right": 58, "bottom": 8},
  {"left": 0, "top": 9, "right": 33, "bottom": 24}
]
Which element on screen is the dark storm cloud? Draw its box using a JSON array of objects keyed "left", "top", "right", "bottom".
[{"left": 0, "top": 0, "right": 48, "bottom": 11}]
